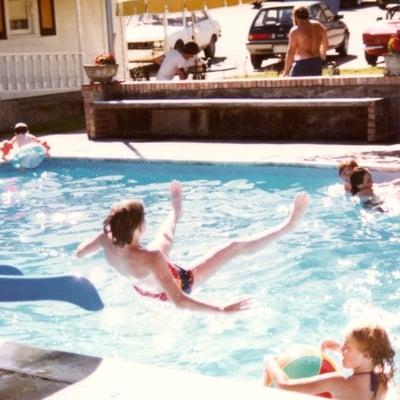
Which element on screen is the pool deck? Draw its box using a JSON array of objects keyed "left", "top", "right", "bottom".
[
  {"left": 1, "top": 133, "right": 400, "bottom": 400},
  {"left": 41, "top": 132, "right": 400, "bottom": 171}
]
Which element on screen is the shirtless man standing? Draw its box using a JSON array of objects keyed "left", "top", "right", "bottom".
[{"left": 283, "top": 5, "right": 328, "bottom": 77}]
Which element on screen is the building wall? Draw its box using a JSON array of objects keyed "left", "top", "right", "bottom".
[{"left": 0, "top": 0, "right": 109, "bottom": 65}]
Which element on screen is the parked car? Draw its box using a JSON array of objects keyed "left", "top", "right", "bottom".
[
  {"left": 246, "top": 1, "right": 349, "bottom": 68},
  {"left": 377, "top": 0, "right": 400, "bottom": 10},
  {"left": 125, "top": 9, "right": 221, "bottom": 65},
  {"left": 362, "top": 4, "right": 400, "bottom": 66}
]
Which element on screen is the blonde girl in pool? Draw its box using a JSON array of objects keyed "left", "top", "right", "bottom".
[
  {"left": 263, "top": 323, "right": 396, "bottom": 399},
  {"left": 76, "top": 180, "right": 309, "bottom": 314}
]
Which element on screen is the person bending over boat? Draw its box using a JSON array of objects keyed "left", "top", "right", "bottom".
[{"left": 76, "top": 180, "right": 309, "bottom": 313}]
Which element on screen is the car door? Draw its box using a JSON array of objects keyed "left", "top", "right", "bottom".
[
  {"left": 191, "top": 10, "right": 211, "bottom": 48},
  {"left": 309, "top": 4, "right": 333, "bottom": 46},
  {"left": 320, "top": 4, "right": 346, "bottom": 48}
]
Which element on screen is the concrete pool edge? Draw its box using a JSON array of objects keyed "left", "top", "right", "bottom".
[
  {"left": 0, "top": 340, "right": 318, "bottom": 400},
  {"left": 1, "top": 133, "right": 399, "bottom": 172}
]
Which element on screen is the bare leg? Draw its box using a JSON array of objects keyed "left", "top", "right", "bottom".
[
  {"left": 148, "top": 180, "right": 182, "bottom": 257},
  {"left": 188, "top": 193, "right": 309, "bottom": 289}
]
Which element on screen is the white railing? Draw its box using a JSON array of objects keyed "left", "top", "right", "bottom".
[{"left": 0, "top": 52, "right": 84, "bottom": 91}]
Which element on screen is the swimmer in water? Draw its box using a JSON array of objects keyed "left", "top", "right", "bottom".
[
  {"left": 348, "top": 167, "right": 400, "bottom": 212},
  {"left": 338, "top": 159, "right": 359, "bottom": 193},
  {"left": 1, "top": 122, "right": 50, "bottom": 161},
  {"left": 338, "top": 160, "right": 400, "bottom": 197},
  {"left": 263, "top": 323, "right": 396, "bottom": 400},
  {"left": 76, "top": 180, "right": 309, "bottom": 313}
]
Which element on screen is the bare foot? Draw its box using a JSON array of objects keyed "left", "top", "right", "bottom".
[
  {"left": 289, "top": 193, "right": 309, "bottom": 226},
  {"left": 170, "top": 180, "right": 183, "bottom": 218}
]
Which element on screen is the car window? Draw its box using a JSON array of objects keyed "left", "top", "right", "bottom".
[
  {"left": 138, "top": 13, "right": 183, "bottom": 26},
  {"left": 310, "top": 5, "right": 326, "bottom": 22},
  {"left": 320, "top": 4, "right": 335, "bottom": 21},
  {"left": 194, "top": 10, "right": 208, "bottom": 22},
  {"left": 253, "top": 8, "right": 293, "bottom": 27},
  {"left": 387, "top": 5, "right": 400, "bottom": 19}
]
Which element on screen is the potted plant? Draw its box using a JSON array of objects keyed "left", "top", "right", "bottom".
[
  {"left": 84, "top": 53, "right": 119, "bottom": 83},
  {"left": 384, "top": 30, "right": 400, "bottom": 76}
]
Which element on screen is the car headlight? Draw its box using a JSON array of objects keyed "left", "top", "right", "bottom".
[{"left": 153, "top": 41, "right": 164, "bottom": 48}]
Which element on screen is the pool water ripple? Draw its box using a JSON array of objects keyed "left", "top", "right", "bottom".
[{"left": 0, "top": 160, "right": 399, "bottom": 384}]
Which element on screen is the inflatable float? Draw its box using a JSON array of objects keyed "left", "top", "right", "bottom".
[
  {"left": 11, "top": 143, "right": 46, "bottom": 169},
  {"left": 264, "top": 344, "right": 338, "bottom": 398},
  {"left": 0, "top": 264, "right": 104, "bottom": 311}
]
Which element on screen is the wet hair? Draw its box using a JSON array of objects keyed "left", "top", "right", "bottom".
[
  {"left": 14, "top": 122, "right": 28, "bottom": 135},
  {"left": 349, "top": 324, "right": 396, "bottom": 389},
  {"left": 103, "top": 200, "right": 145, "bottom": 247},
  {"left": 338, "top": 159, "right": 358, "bottom": 177},
  {"left": 182, "top": 41, "right": 200, "bottom": 56},
  {"left": 349, "top": 167, "right": 370, "bottom": 196},
  {"left": 293, "top": 6, "right": 309, "bottom": 20}
]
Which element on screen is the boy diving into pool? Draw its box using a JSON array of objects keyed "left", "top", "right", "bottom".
[{"left": 76, "top": 181, "right": 309, "bottom": 313}]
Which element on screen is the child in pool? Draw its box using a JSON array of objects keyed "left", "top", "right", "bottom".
[
  {"left": 338, "top": 159, "right": 359, "bottom": 193},
  {"left": 338, "top": 160, "right": 400, "bottom": 197},
  {"left": 1, "top": 122, "right": 50, "bottom": 161},
  {"left": 349, "top": 167, "right": 400, "bottom": 212},
  {"left": 263, "top": 323, "right": 396, "bottom": 400},
  {"left": 76, "top": 180, "right": 309, "bottom": 313}
]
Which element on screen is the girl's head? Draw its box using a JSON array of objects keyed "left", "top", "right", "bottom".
[
  {"left": 349, "top": 167, "right": 373, "bottom": 196},
  {"left": 338, "top": 160, "right": 358, "bottom": 190},
  {"left": 103, "top": 200, "right": 145, "bottom": 247},
  {"left": 342, "top": 324, "right": 396, "bottom": 386}
]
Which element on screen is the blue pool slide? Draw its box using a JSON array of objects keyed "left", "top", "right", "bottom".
[{"left": 0, "top": 265, "right": 104, "bottom": 311}]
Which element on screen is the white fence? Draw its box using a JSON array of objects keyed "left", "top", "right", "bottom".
[{"left": 0, "top": 52, "right": 84, "bottom": 91}]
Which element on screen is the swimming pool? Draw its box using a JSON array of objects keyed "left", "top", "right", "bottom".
[{"left": 1, "top": 159, "right": 399, "bottom": 384}]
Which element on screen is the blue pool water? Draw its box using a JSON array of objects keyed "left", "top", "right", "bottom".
[{"left": 1, "top": 159, "right": 399, "bottom": 384}]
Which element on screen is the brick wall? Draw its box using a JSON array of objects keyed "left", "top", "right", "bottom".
[
  {"left": 0, "top": 92, "right": 84, "bottom": 134},
  {"left": 82, "top": 75, "right": 400, "bottom": 142}
]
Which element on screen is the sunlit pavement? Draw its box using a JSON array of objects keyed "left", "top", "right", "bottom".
[{"left": 42, "top": 132, "right": 400, "bottom": 173}]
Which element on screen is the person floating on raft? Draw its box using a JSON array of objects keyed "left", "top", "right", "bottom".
[
  {"left": 76, "top": 180, "right": 309, "bottom": 313},
  {"left": 263, "top": 323, "right": 396, "bottom": 400},
  {"left": 1, "top": 122, "right": 50, "bottom": 169}
]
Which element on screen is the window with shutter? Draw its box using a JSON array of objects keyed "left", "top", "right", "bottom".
[{"left": 9, "top": 0, "right": 32, "bottom": 33}]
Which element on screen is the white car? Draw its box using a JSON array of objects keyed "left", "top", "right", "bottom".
[{"left": 125, "top": 9, "right": 221, "bottom": 64}]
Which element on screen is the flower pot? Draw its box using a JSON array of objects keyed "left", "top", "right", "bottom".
[
  {"left": 84, "top": 64, "right": 119, "bottom": 83},
  {"left": 383, "top": 53, "right": 400, "bottom": 76}
]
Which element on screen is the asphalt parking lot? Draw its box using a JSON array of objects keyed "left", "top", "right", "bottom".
[{"left": 208, "top": 1, "right": 387, "bottom": 77}]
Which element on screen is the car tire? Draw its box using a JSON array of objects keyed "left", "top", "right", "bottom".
[
  {"left": 250, "top": 55, "right": 263, "bottom": 69},
  {"left": 336, "top": 32, "right": 349, "bottom": 56},
  {"left": 365, "top": 53, "right": 378, "bottom": 66},
  {"left": 204, "top": 36, "right": 217, "bottom": 59}
]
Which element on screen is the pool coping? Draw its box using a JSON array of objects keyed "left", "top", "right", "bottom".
[{"left": 0, "top": 340, "right": 317, "bottom": 400}]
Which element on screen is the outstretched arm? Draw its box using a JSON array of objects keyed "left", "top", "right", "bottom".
[
  {"left": 319, "top": 24, "right": 328, "bottom": 61},
  {"left": 263, "top": 355, "right": 344, "bottom": 396},
  {"left": 75, "top": 232, "right": 104, "bottom": 258},
  {"left": 148, "top": 180, "right": 182, "bottom": 257},
  {"left": 28, "top": 134, "right": 51, "bottom": 156},
  {"left": 283, "top": 29, "right": 297, "bottom": 77}
]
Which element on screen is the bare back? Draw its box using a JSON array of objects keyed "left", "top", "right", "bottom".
[
  {"left": 99, "top": 233, "right": 148, "bottom": 274},
  {"left": 12, "top": 133, "right": 41, "bottom": 149},
  {"left": 292, "top": 20, "right": 327, "bottom": 60}
]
